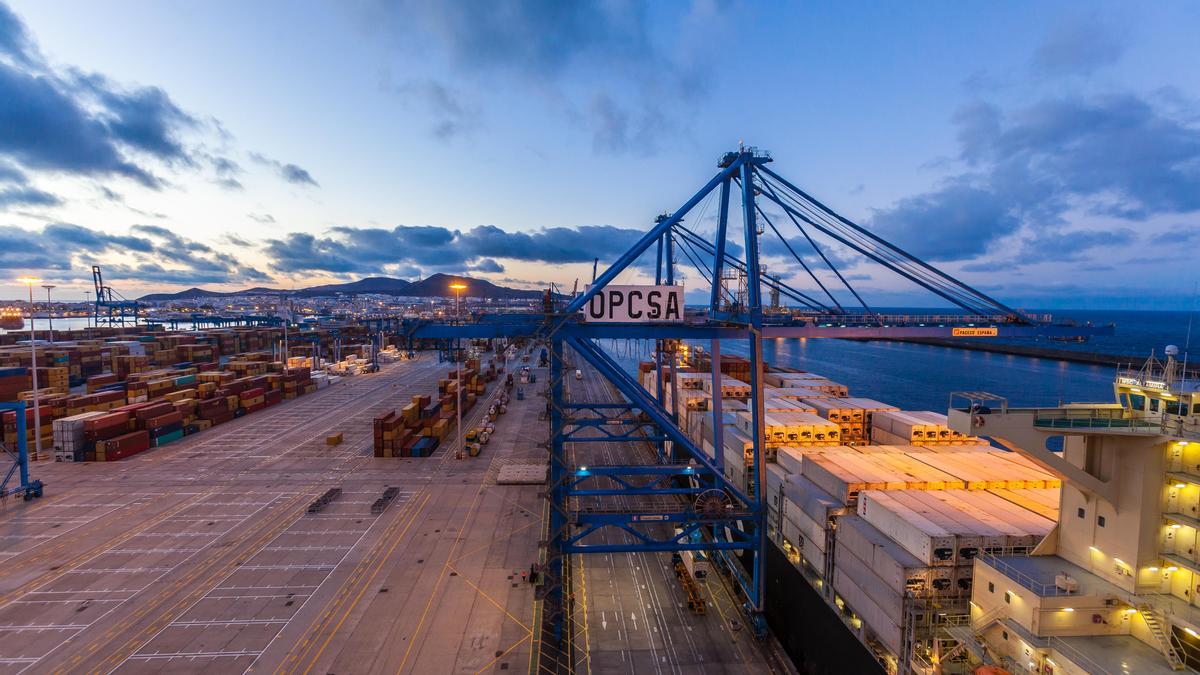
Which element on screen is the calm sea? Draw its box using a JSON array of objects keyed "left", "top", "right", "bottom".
[
  {"left": 603, "top": 308, "right": 1198, "bottom": 412},
  {"left": 9, "top": 310, "right": 1195, "bottom": 413}
]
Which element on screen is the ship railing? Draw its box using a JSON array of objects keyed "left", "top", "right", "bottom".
[
  {"left": 977, "top": 553, "right": 1075, "bottom": 597},
  {"left": 1034, "top": 412, "right": 1200, "bottom": 441}
]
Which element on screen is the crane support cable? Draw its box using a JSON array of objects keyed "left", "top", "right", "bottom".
[
  {"left": 753, "top": 169, "right": 1006, "bottom": 315},
  {"left": 753, "top": 172, "right": 1002, "bottom": 316},
  {"left": 755, "top": 172, "right": 994, "bottom": 314},
  {"left": 672, "top": 224, "right": 832, "bottom": 312},
  {"left": 752, "top": 176, "right": 875, "bottom": 317},
  {"left": 755, "top": 165, "right": 1030, "bottom": 321},
  {"left": 752, "top": 201, "right": 843, "bottom": 312}
]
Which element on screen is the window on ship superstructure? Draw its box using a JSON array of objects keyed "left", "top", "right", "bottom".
[{"left": 1129, "top": 394, "right": 1146, "bottom": 412}]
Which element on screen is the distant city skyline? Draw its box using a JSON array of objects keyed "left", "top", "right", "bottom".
[{"left": 1, "top": 1, "right": 1199, "bottom": 309}]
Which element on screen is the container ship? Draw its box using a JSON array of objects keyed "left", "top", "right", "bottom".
[
  {"left": 638, "top": 342, "right": 1200, "bottom": 675},
  {"left": 0, "top": 306, "right": 24, "bottom": 331}
]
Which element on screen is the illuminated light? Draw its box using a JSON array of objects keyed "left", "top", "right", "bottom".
[
  {"left": 1089, "top": 546, "right": 1101, "bottom": 552},
  {"left": 1150, "top": 567, "right": 1159, "bottom": 572},
  {"left": 1130, "top": 387, "right": 1142, "bottom": 393},
  {"left": 1179, "top": 441, "right": 1189, "bottom": 447},
  {"left": 1188, "top": 628, "right": 1199, "bottom": 638},
  {"left": 1176, "top": 483, "right": 1188, "bottom": 489},
  {"left": 578, "top": 466, "right": 588, "bottom": 472},
  {"left": 1062, "top": 607, "right": 1075, "bottom": 612},
  {"left": 1125, "top": 608, "right": 1138, "bottom": 615},
  {"left": 1114, "top": 558, "right": 1126, "bottom": 566},
  {"left": 1172, "top": 524, "right": 1183, "bottom": 529},
  {"left": 1168, "top": 566, "right": 1180, "bottom": 572}
]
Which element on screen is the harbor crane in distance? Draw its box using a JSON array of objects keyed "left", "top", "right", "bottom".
[
  {"left": 402, "top": 147, "right": 1112, "bottom": 673},
  {"left": 91, "top": 265, "right": 140, "bottom": 327}
]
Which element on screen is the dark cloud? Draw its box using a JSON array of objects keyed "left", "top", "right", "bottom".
[
  {"left": 281, "top": 163, "right": 317, "bottom": 186},
  {"left": 75, "top": 72, "right": 197, "bottom": 162},
  {"left": 250, "top": 153, "right": 319, "bottom": 187},
  {"left": 0, "top": 1, "right": 37, "bottom": 67},
  {"left": 0, "top": 221, "right": 264, "bottom": 286},
  {"left": 0, "top": 159, "right": 60, "bottom": 208},
  {"left": 468, "top": 258, "right": 504, "bottom": 273},
  {"left": 0, "top": 2, "right": 205, "bottom": 191},
  {"left": 1033, "top": 14, "right": 1126, "bottom": 76},
  {"left": 0, "top": 185, "right": 59, "bottom": 207},
  {"left": 262, "top": 223, "right": 646, "bottom": 275},
  {"left": 871, "top": 93, "right": 1200, "bottom": 262}
]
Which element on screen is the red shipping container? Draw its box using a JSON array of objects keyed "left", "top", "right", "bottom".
[
  {"left": 264, "top": 390, "right": 282, "bottom": 405},
  {"left": 143, "top": 411, "right": 183, "bottom": 430},
  {"left": 239, "top": 387, "right": 265, "bottom": 400},
  {"left": 134, "top": 402, "right": 175, "bottom": 422},
  {"left": 99, "top": 430, "right": 150, "bottom": 460}
]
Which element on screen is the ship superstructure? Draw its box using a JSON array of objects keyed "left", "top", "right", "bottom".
[{"left": 947, "top": 346, "right": 1200, "bottom": 673}]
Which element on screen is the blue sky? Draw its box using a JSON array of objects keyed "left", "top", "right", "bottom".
[{"left": 1, "top": 1, "right": 1198, "bottom": 309}]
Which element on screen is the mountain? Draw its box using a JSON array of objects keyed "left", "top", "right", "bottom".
[
  {"left": 137, "top": 274, "right": 546, "bottom": 302},
  {"left": 402, "top": 273, "right": 545, "bottom": 300},
  {"left": 138, "top": 286, "right": 282, "bottom": 302},
  {"left": 291, "top": 277, "right": 412, "bottom": 297}
]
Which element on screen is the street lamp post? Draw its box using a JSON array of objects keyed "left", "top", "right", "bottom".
[
  {"left": 42, "top": 284, "right": 55, "bottom": 345},
  {"left": 450, "top": 282, "right": 467, "bottom": 460},
  {"left": 18, "top": 277, "right": 43, "bottom": 462}
]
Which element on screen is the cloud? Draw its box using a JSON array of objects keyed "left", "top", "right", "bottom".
[
  {"left": 0, "top": 184, "right": 59, "bottom": 207},
  {"left": 355, "top": 0, "right": 717, "bottom": 154},
  {"left": 0, "top": 1, "right": 38, "bottom": 67},
  {"left": 0, "top": 221, "right": 265, "bottom": 285},
  {"left": 870, "top": 92, "right": 1200, "bottom": 263},
  {"left": 250, "top": 153, "right": 319, "bottom": 187},
  {"left": 247, "top": 212, "right": 275, "bottom": 224},
  {"left": 385, "top": 77, "right": 479, "bottom": 140},
  {"left": 0, "top": 159, "right": 60, "bottom": 208},
  {"left": 468, "top": 258, "right": 504, "bottom": 273},
  {"left": 209, "top": 155, "right": 243, "bottom": 190},
  {"left": 0, "top": 1, "right": 213, "bottom": 192},
  {"left": 262, "top": 223, "right": 647, "bottom": 275},
  {"left": 1033, "top": 14, "right": 1126, "bottom": 76}
]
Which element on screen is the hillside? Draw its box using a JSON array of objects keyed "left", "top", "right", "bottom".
[{"left": 137, "top": 275, "right": 545, "bottom": 301}]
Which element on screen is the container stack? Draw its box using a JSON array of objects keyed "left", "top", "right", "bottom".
[
  {"left": 641, "top": 345, "right": 1065, "bottom": 671},
  {"left": 871, "top": 410, "right": 979, "bottom": 445}
]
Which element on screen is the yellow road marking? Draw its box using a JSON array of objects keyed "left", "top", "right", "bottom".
[
  {"left": 446, "top": 561, "right": 534, "bottom": 633},
  {"left": 276, "top": 490, "right": 430, "bottom": 675},
  {"left": 394, "top": 466, "right": 492, "bottom": 673},
  {"left": 475, "top": 634, "right": 531, "bottom": 674}
]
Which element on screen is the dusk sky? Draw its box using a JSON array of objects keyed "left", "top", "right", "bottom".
[{"left": 1, "top": 1, "right": 1198, "bottom": 309}]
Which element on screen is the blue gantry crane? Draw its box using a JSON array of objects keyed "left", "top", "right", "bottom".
[
  {"left": 1, "top": 402, "right": 44, "bottom": 501},
  {"left": 403, "top": 147, "right": 1111, "bottom": 670}
]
